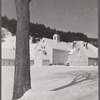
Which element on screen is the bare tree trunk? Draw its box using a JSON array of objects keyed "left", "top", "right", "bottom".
[{"left": 13, "top": 0, "right": 32, "bottom": 99}]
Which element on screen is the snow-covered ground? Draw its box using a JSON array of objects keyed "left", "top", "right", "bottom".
[{"left": 2, "top": 66, "right": 98, "bottom": 100}]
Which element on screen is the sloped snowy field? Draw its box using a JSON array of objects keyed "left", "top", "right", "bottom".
[{"left": 2, "top": 66, "right": 98, "bottom": 100}]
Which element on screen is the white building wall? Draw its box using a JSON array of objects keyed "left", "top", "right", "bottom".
[
  {"left": 42, "top": 60, "right": 50, "bottom": 66},
  {"left": 2, "top": 59, "right": 15, "bottom": 66},
  {"left": 35, "top": 41, "right": 43, "bottom": 56},
  {"left": 45, "top": 44, "right": 53, "bottom": 64},
  {"left": 70, "top": 48, "right": 88, "bottom": 66},
  {"left": 53, "top": 49, "right": 68, "bottom": 65},
  {"left": 35, "top": 39, "right": 53, "bottom": 64}
]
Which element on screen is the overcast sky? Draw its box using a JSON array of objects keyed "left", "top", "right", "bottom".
[{"left": 2, "top": 0, "right": 98, "bottom": 38}]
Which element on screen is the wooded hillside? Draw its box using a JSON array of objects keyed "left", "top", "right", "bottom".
[{"left": 2, "top": 16, "right": 98, "bottom": 47}]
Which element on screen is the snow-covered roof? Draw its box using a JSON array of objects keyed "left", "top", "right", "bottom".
[
  {"left": 1, "top": 28, "right": 37, "bottom": 60},
  {"left": 30, "top": 42, "right": 38, "bottom": 59},
  {"left": 76, "top": 42, "right": 98, "bottom": 58},
  {"left": 2, "top": 48, "right": 15, "bottom": 59},
  {"left": 88, "top": 43, "right": 98, "bottom": 55},
  {"left": 1, "top": 28, "right": 12, "bottom": 36},
  {"left": 2, "top": 48, "right": 34, "bottom": 60},
  {"left": 69, "top": 48, "right": 76, "bottom": 55},
  {"left": 36, "top": 38, "right": 71, "bottom": 51},
  {"left": 2, "top": 36, "right": 16, "bottom": 49},
  {"left": 80, "top": 46, "right": 98, "bottom": 58},
  {"left": 68, "top": 41, "right": 98, "bottom": 58},
  {"left": 2, "top": 27, "right": 16, "bottom": 49}
]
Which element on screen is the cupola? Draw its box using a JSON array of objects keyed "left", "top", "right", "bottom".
[{"left": 53, "top": 34, "right": 60, "bottom": 42}]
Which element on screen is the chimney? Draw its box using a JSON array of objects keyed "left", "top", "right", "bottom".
[
  {"left": 83, "top": 42, "right": 85, "bottom": 47},
  {"left": 86, "top": 42, "right": 88, "bottom": 49},
  {"left": 72, "top": 41, "right": 76, "bottom": 48}
]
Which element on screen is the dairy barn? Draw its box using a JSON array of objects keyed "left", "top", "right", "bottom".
[
  {"left": 34, "top": 34, "right": 69, "bottom": 66},
  {"left": 68, "top": 41, "right": 98, "bottom": 66}
]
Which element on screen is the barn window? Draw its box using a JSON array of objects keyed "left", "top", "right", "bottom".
[
  {"left": 78, "top": 48, "right": 80, "bottom": 51},
  {"left": 5, "top": 62, "right": 8, "bottom": 65},
  {"left": 3, "top": 62, "right": 5, "bottom": 65},
  {"left": 54, "top": 37, "right": 56, "bottom": 40},
  {"left": 11, "top": 62, "right": 13, "bottom": 65},
  {"left": 9, "top": 62, "right": 10, "bottom": 65},
  {"left": 43, "top": 40, "right": 44, "bottom": 43},
  {"left": 41, "top": 46, "right": 43, "bottom": 49},
  {"left": 44, "top": 46, "right": 45, "bottom": 49}
]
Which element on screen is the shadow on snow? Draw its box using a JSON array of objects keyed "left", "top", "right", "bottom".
[{"left": 51, "top": 70, "right": 98, "bottom": 91}]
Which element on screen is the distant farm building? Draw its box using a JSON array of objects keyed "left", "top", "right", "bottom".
[
  {"left": 2, "top": 48, "right": 34, "bottom": 66},
  {"left": 2, "top": 48, "right": 15, "bottom": 66},
  {"left": 68, "top": 42, "right": 98, "bottom": 66}
]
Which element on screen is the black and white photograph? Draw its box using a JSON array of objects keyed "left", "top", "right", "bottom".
[{"left": 2, "top": 0, "right": 98, "bottom": 100}]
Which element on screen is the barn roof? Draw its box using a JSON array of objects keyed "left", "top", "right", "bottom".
[
  {"left": 68, "top": 41, "right": 98, "bottom": 58},
  {"left": 43, "top": 38, "right": 71, "bottom": 51},
  {"left": 76, "top": 42, "right": 98, "bottom": 58},
  {"left": 2, "top": 48, "right": 15, "bottom": 59},
  {"left": 69, "top": 48, "right": 76, "bottom": 54},
  {"left": 80, "top": 45, "right": 98, "bottom": 58},
  {"left": 2, "top": 48, "right": 34, "bottom": 60}
]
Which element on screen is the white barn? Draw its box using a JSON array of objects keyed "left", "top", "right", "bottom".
[
  {"left": 34, "top": 34, "right": 69, "bottom": 66},
  {"left": 69, "top": 42, "right": 98, "bottom": 66}
]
